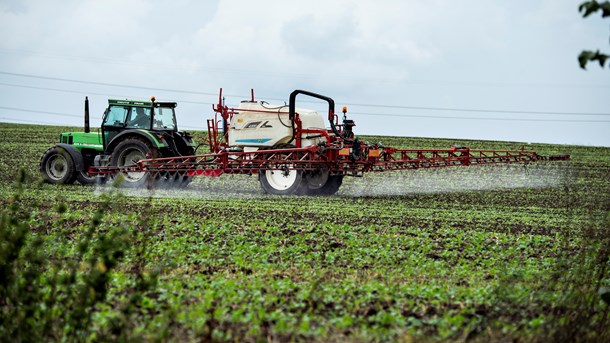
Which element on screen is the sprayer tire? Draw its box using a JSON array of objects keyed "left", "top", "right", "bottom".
[
  {"left": 307, "top": 175, "right": 343, "bottom": 196},
  {"left": 110, "top": 138, "right": 157, "bottom": 188},
  {"left": 259, "top": 168, "right": 304, "bottom": 195},
  {"left": 258, "top": 144, "right": 305, "bottom": 195}
]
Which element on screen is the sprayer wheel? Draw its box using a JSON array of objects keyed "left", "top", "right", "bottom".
[
  {"left": 259, "top": 168, "right": 304, "bottom": 195},
  {"left": 258, "top": 143, "right": 305, "bottom": 195},
  {"left": 304, "top": 169, "right": 330, "bottom": 189},
  {"left": 306, "top": 174, "right": 344, "bottom": 196}
]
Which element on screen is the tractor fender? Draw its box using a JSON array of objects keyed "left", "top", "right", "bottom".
[
  {"left": 172, "top": 132, "right": 196, "bottom": 155},
  {"left": 178, "top": 132, "right": 196, "bottom": 147},
  {"left": 55, "top": 143, "right": 85, "bottom": 172},
  {"left": 105, "top": 129, "right": 167, "bottom": 154}
]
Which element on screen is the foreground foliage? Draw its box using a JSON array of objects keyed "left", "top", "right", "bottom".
[
  {"left": 0, "top": 123, "right": 609, "bottom": 342},
  {"left": 579, "top": 1, "right": 610, "bottom": 69}
]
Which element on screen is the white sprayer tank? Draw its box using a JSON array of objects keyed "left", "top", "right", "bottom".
[{"left": 228, "top": 101, "right": 327, "bottom": 149}]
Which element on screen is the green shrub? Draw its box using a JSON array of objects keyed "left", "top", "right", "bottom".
[{"left": 0, "top": 171, "right": 160, "bottom": 342}]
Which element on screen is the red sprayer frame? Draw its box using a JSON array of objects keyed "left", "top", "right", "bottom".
[
  {"left": 92, "top": 89, "right": 570, "bottom": 179},
  {"left": 97, "top": 145, "right": 559, "bottom": 180}
]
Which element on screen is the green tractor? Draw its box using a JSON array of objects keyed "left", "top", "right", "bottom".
[{"left": 40, "top": 96, "right": 196, "bottom": 187}]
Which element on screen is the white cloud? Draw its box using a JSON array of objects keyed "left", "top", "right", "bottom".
[{"left": 0, "top": 0, "right": 608, "bottom": 146}]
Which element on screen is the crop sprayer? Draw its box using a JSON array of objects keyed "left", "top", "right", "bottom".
[{"left": 40, "top": 89, "right": 570, "bottom": 195}]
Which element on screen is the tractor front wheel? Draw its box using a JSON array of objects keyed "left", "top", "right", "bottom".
[
  {"left": 40, "top": 147, "right": 78, "bottom": 184},
  {"left": 110, "top": 138, "right": 157, "bottom": 188}
]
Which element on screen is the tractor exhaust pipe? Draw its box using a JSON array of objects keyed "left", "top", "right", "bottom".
[{"left": 84, "top": 96, "right": 90, "bottom": 133}]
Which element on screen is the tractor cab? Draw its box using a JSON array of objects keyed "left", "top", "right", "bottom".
[
  {"left": 101, "top": 98, "right": 178, "bottom": 150},
  {"left": 101, "top": 98, "right": 194, "bottom": 157}
]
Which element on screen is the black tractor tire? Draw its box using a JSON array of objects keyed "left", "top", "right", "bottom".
[
  {"left": 76, "top": 170, "right": 97, "bottom": 185},
  {"left": 40, "top": 147, "right": 78, "bottom": 184},
  {"left": 110, "top": 138, "right": 157, "bottom": 188}
]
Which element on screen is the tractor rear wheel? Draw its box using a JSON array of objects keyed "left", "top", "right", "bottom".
[
  {"left": 40, "top": 147, "right": 78, "bottom": 184},
  {"left": 110, "top": 138, "right": 157, "bottom": 188},
  {"left": 77, "top": 170, "right": 96, "bottom": 185}
]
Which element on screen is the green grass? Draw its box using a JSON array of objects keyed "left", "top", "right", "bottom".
[{"left": 1, "top": 122, "right": 609, "bottom": 342}]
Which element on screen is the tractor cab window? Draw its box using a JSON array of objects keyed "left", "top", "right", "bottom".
[
  {"left": 125, "top": 107, "right": 152, "bottom": 129},
  {"left": 153, "top": 107, "right": 176, "bottom": 130},
  {"left": 103, "top": 106, "right": 129, "bottom": 127}
]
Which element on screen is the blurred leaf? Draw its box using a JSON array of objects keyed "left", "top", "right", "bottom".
[
  {"left": 578, "top": 50, "right": 610, "bottom": 69},
  {"left": 580, "top": 1, "right": 600, "bottom": 17},
  {"left": 580, "top": 1, "right": 610, "bottom": 17},
  {"left": 578, "top": 50, "right": 594, "bottom": 69},
  {"left": 578, "top": 1, "right": 589, "bottom": 12},
  {"left": 596, "top": 53, "right": 609, "bottom": 66},
  {"left": 599, "top": 287, "right": 610, "bottom": 305},
  {"left": 601, "top": 2, "right": 610, "bottom": 17}
]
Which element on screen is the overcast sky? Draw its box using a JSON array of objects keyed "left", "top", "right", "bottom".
[{"left": 1, "top": 0, "right": 608, "bottom": 147}]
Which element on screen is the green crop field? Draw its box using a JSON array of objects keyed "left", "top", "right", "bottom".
[{"left": 1, "top": 122, "right": 609, "bottom": 342}]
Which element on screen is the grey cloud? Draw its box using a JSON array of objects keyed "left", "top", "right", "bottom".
[
  {"left": 0, "top": 0, "right": 608, "bottom": 146},
  {"left": 281, "top": 13, "right": 358, "bottom": 62}
]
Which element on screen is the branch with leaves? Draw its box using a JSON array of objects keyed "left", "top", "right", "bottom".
[{"left": 578, "top": 1, "right": 610, "bottom": 69}]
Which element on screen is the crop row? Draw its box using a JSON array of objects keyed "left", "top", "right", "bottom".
[{"left": 1, "top": 122, "right": 609, "bottom": 341}]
